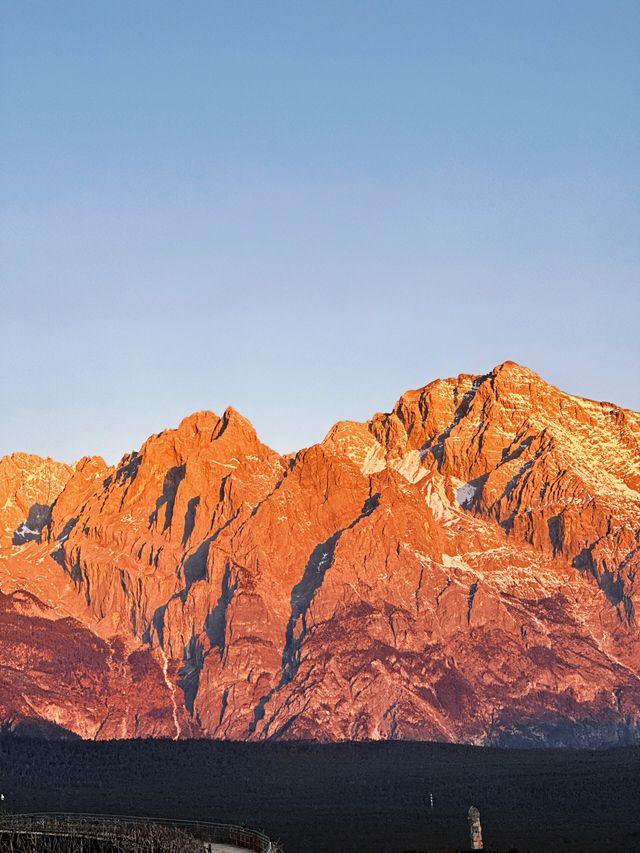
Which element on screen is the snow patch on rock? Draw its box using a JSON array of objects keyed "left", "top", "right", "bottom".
[{"left": 456, "top": 482, "right": 476, "bottom": 508}]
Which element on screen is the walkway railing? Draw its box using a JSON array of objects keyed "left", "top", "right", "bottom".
[{"left": 0, "top": 812, "right": 281, "bottom": 853}]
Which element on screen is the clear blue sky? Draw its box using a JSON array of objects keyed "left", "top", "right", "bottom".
[{"left": 2, "top": 1, "right": 639, "bottom": 463}]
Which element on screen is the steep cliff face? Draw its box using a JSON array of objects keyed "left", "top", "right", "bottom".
[{"left": 1, "top": 363, "right": 639, "bottom": 746}]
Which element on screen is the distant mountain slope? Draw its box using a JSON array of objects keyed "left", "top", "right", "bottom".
[
  {"left": 1, "top": 362, "right": 639, "bottom": 745},
  {"left": 0, "top": 453, "right": 73, "bottom": 546}
]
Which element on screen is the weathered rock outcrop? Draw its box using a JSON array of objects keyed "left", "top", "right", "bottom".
[{"left": 1, "top": 362, "right": 639, "bottom": 745}]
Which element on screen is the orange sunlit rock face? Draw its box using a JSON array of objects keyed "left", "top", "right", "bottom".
[{"left": 1, "top": 362, "right": 639, "bottom": 745}]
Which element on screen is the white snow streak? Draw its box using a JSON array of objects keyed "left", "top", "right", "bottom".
[
  {"left": 160, "top": 646, "right": 180, "bottom": 740},
  {"left": 456, "top": 483, "right": 476, "bottom": 508}
]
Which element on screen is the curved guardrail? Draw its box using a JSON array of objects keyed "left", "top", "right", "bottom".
[{"left": 0, "top": 812, "right": 280, "bottom": 853}]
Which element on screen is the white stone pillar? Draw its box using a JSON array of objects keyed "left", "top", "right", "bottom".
[{"left": 468, "top": 805, "right": 483, "bottom": 850}]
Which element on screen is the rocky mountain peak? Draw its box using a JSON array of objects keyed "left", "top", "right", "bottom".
[{"left": 1, "top": 364, "right": 639, "bottom": 747}]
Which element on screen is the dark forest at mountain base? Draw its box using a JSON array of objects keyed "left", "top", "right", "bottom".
[{"left": 0, "top": 737, "right": 638, "bottom": 853}]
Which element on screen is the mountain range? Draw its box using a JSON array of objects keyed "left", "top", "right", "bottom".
[{"left": 1, "top": 361, "right": 639, "bottom": 746}]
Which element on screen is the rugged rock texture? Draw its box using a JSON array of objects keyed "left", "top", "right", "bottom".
[
  {"left": 0, "top": 454, "right": 73, "bottom": 546},
  {"left": 0, "top": 589, "right": 184, "bottom": 740},
  {"left": 1, "top": 362, "right": 639, "bottom": 745}
]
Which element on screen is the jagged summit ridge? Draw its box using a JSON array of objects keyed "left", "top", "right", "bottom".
[{"left": 0, "top": 362, "right": 639, "bottom": 746}]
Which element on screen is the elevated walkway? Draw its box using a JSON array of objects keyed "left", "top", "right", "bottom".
[{"left": 0, "top": 813, "right": 280, "bottom": 853}]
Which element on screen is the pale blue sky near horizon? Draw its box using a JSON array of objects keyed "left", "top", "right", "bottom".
[{"left": 2, "top": 1, "right": 639, "bottom": 464}]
